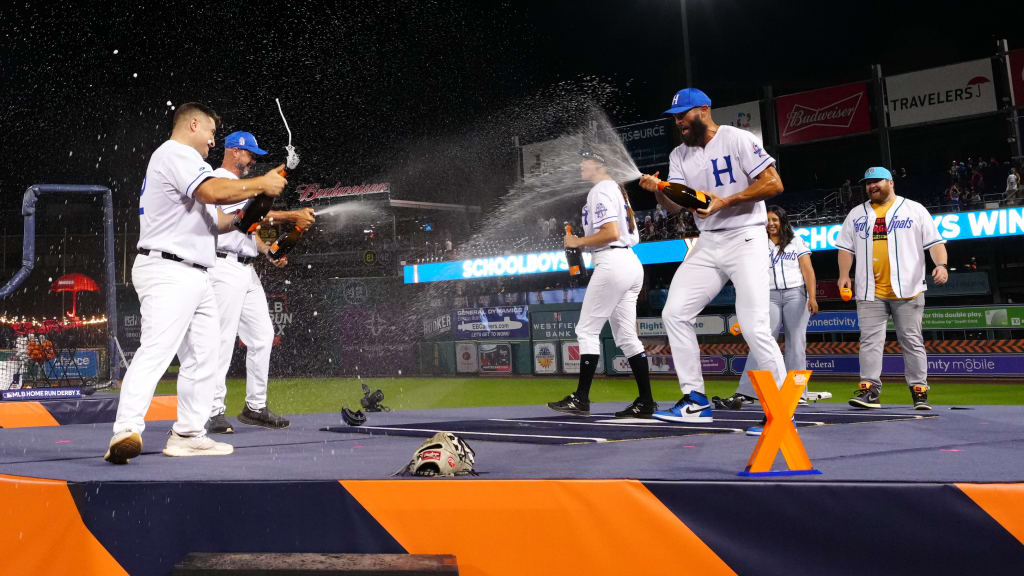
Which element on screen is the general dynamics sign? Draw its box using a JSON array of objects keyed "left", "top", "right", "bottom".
[{"left": 403, "top": 206, "right": 1024, "bottom": 284}]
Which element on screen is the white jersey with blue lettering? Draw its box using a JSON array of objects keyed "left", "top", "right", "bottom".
[
  {"left": 768, "top": 235, "right": 810, "bottom": 290},
  {"left": 581, "top": 179, "right": 640, "bottom": 249},
  {"left": 211, "top": 168, "right": 260, "bottom": 258},
  {"left": 667, "top": 125, "right": 775, "bottom": 232},
  {"left": 138, "top": 139, "right": 219, "bottom": 267}
]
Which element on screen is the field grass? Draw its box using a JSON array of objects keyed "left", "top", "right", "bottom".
[{"left": 148, "top": 376, "right": 1024, "bottom": 416}]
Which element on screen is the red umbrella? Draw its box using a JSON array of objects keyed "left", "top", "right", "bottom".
[{"left": 49, "top": 273, "right": 100, "bottom": 318}]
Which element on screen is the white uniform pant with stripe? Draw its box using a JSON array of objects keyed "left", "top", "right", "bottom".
[
  {"left": 736, "top": 286, "right": 810, "bottom": 397},
  {"left": 113, "top": 255, "right": 219, "bottom": 437},
  {"left": 574, "top": 247, "right": 645, "bottom": 358},
  {"left": 209, "top": 256, "right": 275, "bottom": 415},
  {"left": 662, "top": 226, "right": 786, "bottom": 395}
]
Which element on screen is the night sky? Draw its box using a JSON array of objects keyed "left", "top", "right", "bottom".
[{"left": 2, "top": 0, "right": 1022, "bottom": 213}]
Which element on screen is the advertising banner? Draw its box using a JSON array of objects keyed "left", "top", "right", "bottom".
[
  {"left": 405, "top": 208, "right": 1024, "bottom": 283},
  {"left": 1011, "top": 49, "right": 1024, "bottom": 109},
  {"left": 610, "top": 118, "right": 672, "bottom": 169},
  {"left": 533, "top": 342, "right": 558, "bottom": 374},
  {"left": 735, "top": 354, "right": 1024, "bottom": 377},
  {"left": 917, "top": 306, "right": 1024, "bottom": 330},
  {"left": 886, "top": 58, "right": 998, "bottom": 127},
  {"left": 296, "top": 182, "right": 390, "bottom": 203},
  {"left": 338, "top": 306, "right": 416, "bottom": 375},
  {"left": 117, "top": 288, "right": 141, "bottom": 360},
  {"left": 776, "top": 82, "right": 872, "bottom": 145},
  {"left": 560, "top": 342, "right": 604, "bottom": 375},
  {"left": 637, "top": 315, "right": 726, "bottom": 337},
  {"left": 454, "top": 306, "right": 530, "bottom": 340},
  {"left": 456, "top": 342, "right": 478, "bottom": 373},
  {"left": 422, "top": 311, "right": 453, "bottom": 339},
  {"left": 816, "top": 281, "right": 842, "bottom": 301},
  {"left": 531, "top": 310, "right": 580, "bottom": 340},
  {"left": 713, "top": 100, "right": 763, "bottom": 143},
  {"left": 806, "top": 311, "right": 860, "bottom": 333},
  {"left": 478, "top": 343, "right": 512, "bottom": 374},
  {"left": 267, "top": 293, "right": 292, "bottom": 346},
  {"left": 43, "top": 349, "right": 100, "bottom": 379}
]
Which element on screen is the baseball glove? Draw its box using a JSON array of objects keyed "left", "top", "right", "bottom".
[{"left": 397, "top": 432, "right": 477, "bottom": 477}]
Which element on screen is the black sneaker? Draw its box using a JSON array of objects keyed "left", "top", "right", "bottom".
[
  {"left": 547, "top": 393, "right": 590, "bottom": 416},
  {"left": 849, "top": 381, "right": 882, "bottom": 409},
  {"left": 206, "top": 413, "right": 234, "bottom": 434},
  {"left": 614, "top": 398, "right": 659, "bottom": 418},
  {"left": 237, "top": 405, "right": 290, "bottom": 429},
  {"left": 712, "top": 393, "right": 756, "bottom": 410},
  {"left": 910, "top": 385, "right": 931, "bottom": 410}
]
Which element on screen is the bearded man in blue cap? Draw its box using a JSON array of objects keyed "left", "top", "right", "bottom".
[
  {"left": 837, "top": 166, "right": 948, "bottom": 410},
  {"left": 638, "top": 88, "right": 787, "bottom": 426}
]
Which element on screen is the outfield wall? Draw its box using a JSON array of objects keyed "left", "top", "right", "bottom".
[{"left": 417, "top": 303, "right": 1024, "bottom": 378}]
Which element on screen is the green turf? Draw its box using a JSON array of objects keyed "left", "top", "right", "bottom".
[{"left": 148, "top": 376, "right": 1024, "bottom": 415}]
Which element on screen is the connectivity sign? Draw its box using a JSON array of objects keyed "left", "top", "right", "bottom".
[{"left": 403, "top": 207, "right": 1024, "bottom": 283}]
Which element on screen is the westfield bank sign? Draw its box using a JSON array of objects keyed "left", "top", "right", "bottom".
[{"left": 775, "top": 82, "right": 872, "bottom": 145}]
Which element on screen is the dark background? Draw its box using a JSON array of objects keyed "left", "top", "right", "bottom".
[{"left": 2, "top": 0, "right": 1022, "bottom": 214}]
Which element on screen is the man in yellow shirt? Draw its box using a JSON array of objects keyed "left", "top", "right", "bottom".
[{"left": 836, "top": 167, "right": 948, "bottom": 410}]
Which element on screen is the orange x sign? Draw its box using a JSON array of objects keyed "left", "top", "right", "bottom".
[{"left": 744, "top": 370, "right": 815, "bottom": 474}]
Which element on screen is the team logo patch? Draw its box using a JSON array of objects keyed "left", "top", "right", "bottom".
[
  {"left": 595, "top": 202, "right": 608, "bottom": 220},
  {"left": 752, "top": 142, "right": 767, "bottom": 158}
]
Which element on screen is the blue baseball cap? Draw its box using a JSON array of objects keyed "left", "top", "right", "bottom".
[
  {"left": 860, "top": 166, "right": 893, "bottom": 182},
  {"left": 664, "top": 88, "right": 712, "bottom": 115},
  {"left": 223, "top": 131, "right": 268, "bottom": 155}
]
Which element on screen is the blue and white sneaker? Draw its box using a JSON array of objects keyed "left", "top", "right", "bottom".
[{"left": 652, "top": 391, "right": 713, "bottom": 423}]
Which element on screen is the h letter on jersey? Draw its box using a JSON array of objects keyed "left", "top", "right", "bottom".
[{"left": 711, "top": 156, "right": 737, "bottom": 187}]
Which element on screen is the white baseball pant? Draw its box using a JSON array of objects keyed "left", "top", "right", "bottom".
[
  {"left": 209, "top": 255, "right": 275, "bottom": 415},
  {"left": 574, "top": 248, "right": 645, "bottom": 358},
  {"left": 113, "top": 255, "right": 219, "bottom": 437},
  {"left": 662, "top": 225, "right": 786, "bottom": 395}
]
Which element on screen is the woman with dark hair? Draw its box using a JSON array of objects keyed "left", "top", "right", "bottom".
[
  {"left": 716, "top": 205, "right": 818, "bottom": 432},
  {"left": 548, "top": 150, "right": 655, "bottom": 418}
]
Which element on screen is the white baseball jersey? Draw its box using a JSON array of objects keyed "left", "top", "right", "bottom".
[
  {"left": 836, "top": 196, "right": 945, "bottom": 301},
  {"left": 212, "top": 168, "right": 260, "bottom": 257},
  {"left": 138, "top": 140, "right": 219, "bottom": 268},
  {"left": 768, "top": 235, "right": 811, "bottom": 290},
  {"left": 667, "top": 125, "right": 775, "bottom": 231},
  {"left": 581, "top": 179, "right": 640, "bottom": 249}
]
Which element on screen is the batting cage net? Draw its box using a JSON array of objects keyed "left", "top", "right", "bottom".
[{"left": 0, "top": 318, "right": 109, "bottom": 393}]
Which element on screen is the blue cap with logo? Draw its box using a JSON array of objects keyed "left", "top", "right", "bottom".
[
  {"left": 860, "top": 166, "right": 893, "bottom": 182},
  {"left": 664, "top": 88, "right": 712, "bottom": 115},
  {"left": 223, "top": 131, "right": 268, "bottom": 155}
]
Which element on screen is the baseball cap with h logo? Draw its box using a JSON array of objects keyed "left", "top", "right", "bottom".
[{"left": 665, "top": 88, "right": 712, "bottom": 115}]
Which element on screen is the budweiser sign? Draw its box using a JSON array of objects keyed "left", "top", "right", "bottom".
[
  {"left": 296, "top": 182, "right": 390, "bottom": 202},
  {"left": 782, "top": 92, "right": 863, "bottom": 137},
  {"left": 775, "top": 82, "right": 872, "bottom": 145}
]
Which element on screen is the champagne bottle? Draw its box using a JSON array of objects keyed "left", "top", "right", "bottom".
[
  {"left": 268, "top": 226, "right": 306, "bottom": 260},
  {"left": 233, "top": 193, "right": 275, "bottom": 233},
  {"left": 563, "top": 223, "right": 587, "bottom": 280},
  {"left": 657, "top": 180, "right": 711, "bottom": 210}
]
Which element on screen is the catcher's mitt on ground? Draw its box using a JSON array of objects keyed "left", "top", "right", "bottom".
[{"left": 396, "top": 432, "right": 477, "bottom": 477}]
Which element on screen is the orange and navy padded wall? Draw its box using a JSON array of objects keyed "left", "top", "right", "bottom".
[{"left": 2, "top": 476, "right": 1023, "bottom": 575}]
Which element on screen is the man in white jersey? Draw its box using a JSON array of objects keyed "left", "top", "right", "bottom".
[
  {"left": 838, "top": 166, "right": 947, "bottom": 410},
  {"left": 639, "top": 88, "right": 787, "bottom": 423},
  {"left": 105, "top": 103, "right": 288, "bottom": 464},
  {"left": 206, "top": 131, "right": 314, "bottom": 434}
]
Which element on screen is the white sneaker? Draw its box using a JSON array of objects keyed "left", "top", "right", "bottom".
[
  {"left": 104, "top": 431, "right": 143, "bottom": 464},
  {"left": 162, "top": 430, "right": 234, "bottom": 457}
]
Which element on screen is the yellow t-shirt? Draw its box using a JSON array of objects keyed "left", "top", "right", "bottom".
[{"left": 872, "top": 199, "right": 897, "bottom": 299}]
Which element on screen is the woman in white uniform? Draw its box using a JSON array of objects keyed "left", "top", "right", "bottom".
[
  {"left": 717, "top": 205, "right": 818, "bottom": 415},
  {"left": 548, "top": 151, "right": 655, "bottom": 418}
]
